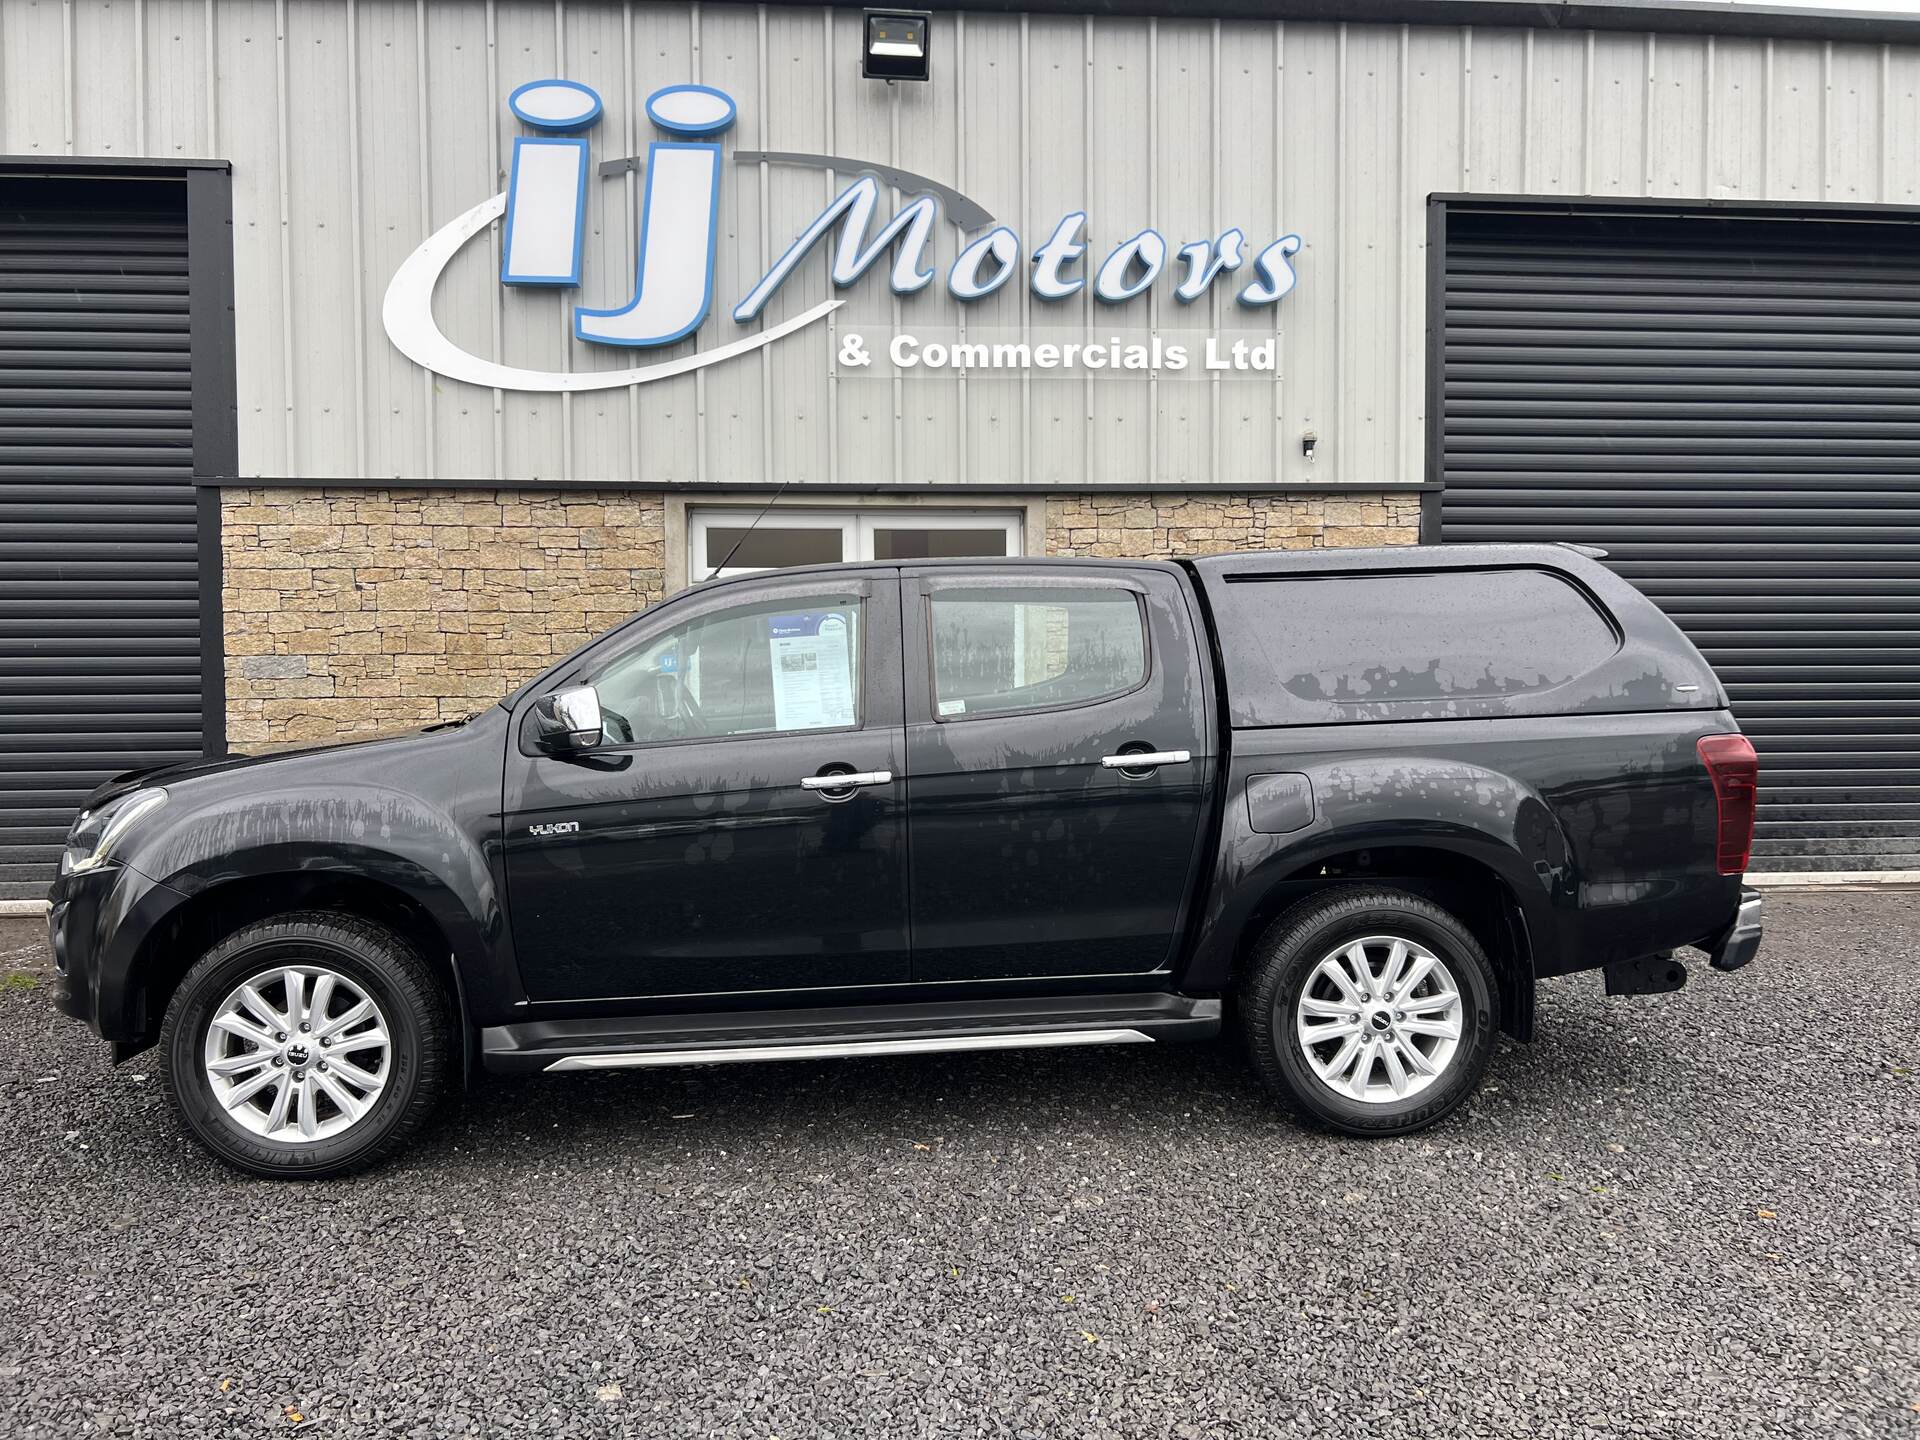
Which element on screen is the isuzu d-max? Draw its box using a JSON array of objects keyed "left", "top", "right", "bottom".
[{"left": 49, "top": 544, "right": 1763, "bottom": 1177}]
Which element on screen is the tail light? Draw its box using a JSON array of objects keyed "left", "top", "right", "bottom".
[{"left": 1697, "top": 733, "right": 1758, "bottom": 875}]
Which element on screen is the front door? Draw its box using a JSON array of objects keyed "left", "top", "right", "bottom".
[
  {"left": 900, "top": 565, "right": 1214, "bottom": 983},
  {"left": 504, "top": 574, "right": 907, "bottom": 1001}
]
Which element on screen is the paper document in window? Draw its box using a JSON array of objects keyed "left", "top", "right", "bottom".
[{"left": 767, "top": 611, "right": 856, "bottom": 731}]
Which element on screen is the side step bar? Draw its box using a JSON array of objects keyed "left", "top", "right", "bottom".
[
  {"left": 481, "top": 992, "right": 1221, "bottom": 1076},
  {"left": 547, "top": 1029, "right": 1154, "bottom": 1072}
]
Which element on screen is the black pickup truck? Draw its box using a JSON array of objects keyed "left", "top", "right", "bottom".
[{"left": 49, "top": 544, "right": 1763, "bottom": 1177}]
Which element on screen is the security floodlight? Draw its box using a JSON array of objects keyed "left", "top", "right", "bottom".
[{"left": 863, "top": 11, "right": 931, "bottom": 82}]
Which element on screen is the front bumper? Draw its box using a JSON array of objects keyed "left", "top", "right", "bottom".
[
  {"left": 1706, "top": 886, "right": 1763, "bottom": 972},
  {"left": 48, "top": 864, "right": 121, "bottom": 1035},
  {"left": 47, "top": 861, "right": 189, "bottom": 1044}
]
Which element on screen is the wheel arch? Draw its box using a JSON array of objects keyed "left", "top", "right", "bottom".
[
  {"left": 113, "top": 869, "right": 475, "bottom": 1067},
  {"left": 1197, "top": 837, "right": 1540, "bottom": 1042}
]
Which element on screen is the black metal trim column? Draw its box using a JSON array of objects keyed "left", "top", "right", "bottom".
[
  {"left": 1421, "top": 195, "right": 1449, "bottom": 545},
  {"left": 186, "top": 166, "right": 237, "bottom": 760}
]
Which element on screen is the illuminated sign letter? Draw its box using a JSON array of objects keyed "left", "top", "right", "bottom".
[
  {"left": 1238, "top": 234, "right": 1303, "bottom": 306},
  {"left": 499, "top": 81, "right": 602, "bottom": 287},
  {"left": 575, "top": 84, "right": 737, "bottom": 348},
  {"left": 735, "top": 176, "right": 940, "bottom": 324}
]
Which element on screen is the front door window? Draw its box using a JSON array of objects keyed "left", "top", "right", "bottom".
[{"left": 588, "top": 595, "right": 863, "bottom": 746}]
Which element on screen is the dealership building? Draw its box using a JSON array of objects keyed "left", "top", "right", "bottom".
[{"left": 3, "top": 0, "right": 1919, "bottom": 899}]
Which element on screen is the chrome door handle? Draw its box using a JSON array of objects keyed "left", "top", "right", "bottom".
[
  {"left": 800, "top": 770, "right": 894, "bottom": 790},
  {"left": 1100, "top": 750, "right": 1191, "bottom": 769}
]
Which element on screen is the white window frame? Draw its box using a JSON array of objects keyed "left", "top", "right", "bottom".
[
  {"left": 689, "top": 506, "right": 1023, "bottom": 582},
  {"left": 688, "top": 508, "right": 855, "bottom": 582}
]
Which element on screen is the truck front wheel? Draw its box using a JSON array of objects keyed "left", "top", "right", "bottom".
[
  {"left": 1240, "top": 886, "right": 1499, "bottom": 1137},
  {"left": 157, "top": 911, "right": 453, "bottom": 1179}
]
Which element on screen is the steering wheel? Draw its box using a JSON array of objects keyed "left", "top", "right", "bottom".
[{"left": 630, "top": 671, "right": 703, "bottom": 739}]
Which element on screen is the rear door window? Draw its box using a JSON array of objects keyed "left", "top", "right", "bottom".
[{"left": 928, "top": 587, "right": 1146, "bottom": 719}]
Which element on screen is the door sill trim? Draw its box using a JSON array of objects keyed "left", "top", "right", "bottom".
[{"left": 544, "top": 1027, "right": 1154, "bottom": 1071}]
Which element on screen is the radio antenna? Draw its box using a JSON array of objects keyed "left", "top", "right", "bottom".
[{"left": 708, "top": 480, "right": 792, "bottom": 580}]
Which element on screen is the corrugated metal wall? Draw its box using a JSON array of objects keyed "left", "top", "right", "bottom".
[{"left": 5, "top": 3, "right": 1920, "bottom": 488}]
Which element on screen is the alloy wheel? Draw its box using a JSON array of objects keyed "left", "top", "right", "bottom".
[
  {"left": 1293, "top": 934, "right": 1464, "bottom": 1104},
  {"left": 200, "top": 965, "right": 392, "bottom": 1143}
]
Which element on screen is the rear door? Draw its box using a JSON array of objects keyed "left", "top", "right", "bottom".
[{"left": 900, "top": 565, "right": 1213, "bottom": 982}]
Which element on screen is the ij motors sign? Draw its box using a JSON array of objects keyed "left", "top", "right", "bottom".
[{"left": 382, "top": 80, "right": 1304, "bottom": 393}]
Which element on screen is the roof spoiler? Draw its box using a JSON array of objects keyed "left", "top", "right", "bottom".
[{"left": 1555, "top": 542, "right": 1610, "bottom": 560}]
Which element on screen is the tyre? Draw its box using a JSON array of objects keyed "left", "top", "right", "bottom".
[
  {"left": 158, "top": 911, "right": 453, "bottom": 1179},
  {"left": 1240, "top": 886, "right": 1499, "bottom": 1137}
]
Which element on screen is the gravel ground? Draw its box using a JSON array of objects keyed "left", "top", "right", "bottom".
[{"left": 0, "top": 891, "right": 1914, "bottom": 1440}]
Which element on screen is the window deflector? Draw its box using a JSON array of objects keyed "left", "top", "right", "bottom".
[{"left": 913, "top": 570, "right": 1148, "bottom": 599}]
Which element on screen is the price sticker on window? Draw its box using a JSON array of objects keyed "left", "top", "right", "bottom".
[{"left": 767, "top": 611, "right": 856, "bottom": 731}]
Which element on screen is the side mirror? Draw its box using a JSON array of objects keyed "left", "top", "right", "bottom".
[{"left": 530, "top": 684, "right": 604, "bottom": 754}]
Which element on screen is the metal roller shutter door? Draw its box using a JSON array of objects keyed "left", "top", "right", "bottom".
[
  {"left": 1439, "top": 206, "right": 1920, "bottom": 873},
  {"left": 0, "top": 177, "right": 200, "bottom": 901}
]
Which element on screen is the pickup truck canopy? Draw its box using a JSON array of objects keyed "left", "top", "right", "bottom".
[{"left": 1184, "top": 543, "right": 1725, "bottom": 729}]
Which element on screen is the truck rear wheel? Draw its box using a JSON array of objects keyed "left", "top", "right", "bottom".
[
  {"left": 1240, "top": 886, "right": 1498, "bottom": 1137},
  {"left": 158, "top": 911, "right": 453, "bottom": 1179}
]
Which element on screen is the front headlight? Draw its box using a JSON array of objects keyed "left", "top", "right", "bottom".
[{"left": 61, "top": 788, "right": 167, "bottom": 877}]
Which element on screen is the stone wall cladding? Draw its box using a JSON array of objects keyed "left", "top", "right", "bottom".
[
  {"left": 1044, "top": 491, "right": 1422, "bottom": 558},
  {"left": 222, "top": 487, "right": 1416, "bottom": 746},
  {"left": 222, "top": 488, "right": 665, "bottom": 745}
]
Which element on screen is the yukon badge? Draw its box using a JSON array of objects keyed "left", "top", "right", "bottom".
[{"left": 527, "top": 821, "right": 580, "bottom": 838}]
